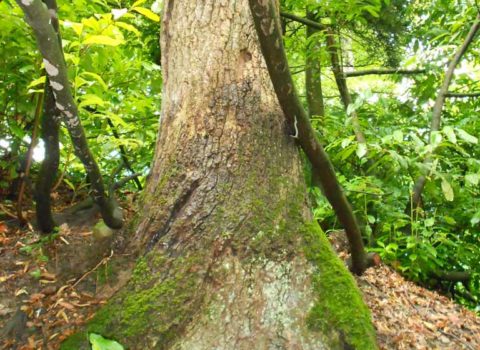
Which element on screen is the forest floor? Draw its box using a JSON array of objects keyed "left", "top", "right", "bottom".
[{"left": 0, "top": 198, "right": 479, "bottom": 349}]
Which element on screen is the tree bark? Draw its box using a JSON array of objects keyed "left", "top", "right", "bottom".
[
  {"left": 305, "top": 10, "right": 325, "bottom": 189},
  {"left": 62, "top": 1, "right": 376, "bottom": 349},
  {"left": 305, "top": 11, "right": 325, "bottom": 119},
  {"left": 35, "top": 0, "right": 61, "bottom": 233},
  {"left": 325, "top": 27, "right": 367, "bottom": 144},
  {"left": 35, "top": 80, "right": 60, "bottom": 233}
]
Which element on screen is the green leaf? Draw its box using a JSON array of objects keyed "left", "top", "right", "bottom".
[
  {"left": 82, "top": 35, "right": 124, "bottom": 46},
  {"left": 80, "top": 72, "right": 108, "bottom": 90},
  {"left": 393, "top": 130, "right": 403, "bottom": 143},
  {"left": 89, "top": 333, "right": 124, "bottom": 350},
  {"left": 132, "top": 7, "right": 160, "bottom": 22},
  {"left": 456, "top": 128, "right": 478, "bottom": 144},
  {"left": 441, "top": 179, "right": 454, "bottom": 201},
  {"left": 131, "top": 0, "right": 146, "bottom": 7},
  {"left": 367, "top": 215, "right": 376, "bottom": 224},
  {"left": 442, "top": 126, "right": 457, "bottom": 144},
  {"left": 424, "top": 218, "right": 434, "bottom": 227},
  {"left": 465, "top": 173, "right": 479, "bottom": 186},
  {"left": 27, "top": 76, "right": 46, "bottom": 89},
  {"left": 115, "top": 21, "right": 141, "bottom": 36},
  {"left": 356, "top": 143, "right": 367, "bottom": 159},
  {"left": 78, "top": 94, "right": 106, "bottom": 108}
]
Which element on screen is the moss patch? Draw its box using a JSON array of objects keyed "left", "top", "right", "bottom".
[
  {"left": 62, "top": 250, "right": 206, "bottom": 349},
  {"left": 302, "top": 222, "right": 377, "bottom": 350}
]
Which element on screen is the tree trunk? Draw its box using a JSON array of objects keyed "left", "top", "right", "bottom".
[
  {"left": 306, "top": 11, "right": 325, "bottom": 120},
  {"left": 62, "top": 1, "right": 376, "bottom": 349},
  {"left": 325, "top": 27, "right": 366, "bottom": 145},
  {"left": 306, "top": 10, "right": 325, "bottom": 190}
]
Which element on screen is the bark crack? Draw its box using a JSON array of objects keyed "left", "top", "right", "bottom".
[{"left": 145, "top": 179, "right": 200, "bottom": 252}]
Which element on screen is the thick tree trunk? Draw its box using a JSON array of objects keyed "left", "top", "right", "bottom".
[{"left": 62, "top": 1, "right": 376, "bottom": 349}]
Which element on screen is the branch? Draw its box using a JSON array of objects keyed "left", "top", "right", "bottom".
[
  {"left": 410, "top": 13, "right": 480, "bottom": 211},
  {"left": 280, "top": 11, "right": 323, "bottom": 30},
  {"left": 106, "top": 118, "right": 143, "bottom": 190},
  {"left": 432, "top": 270, "right": 471, "bottom": 283},
  {"left": 112, "top": 172, "right": 143, "bottom": 191},
  {"left": 16, "top": 92, "right": 43, "bottom": 224},
  {"left": 445, "top": 92, "right": 480, "bottom": 98},
  {"left": 250, "top": 0, "right": 368, "bottom": 275},
  {"left": 344, "top": 68, "right": 427, "bottom": 77},
  {"left": 16, "top": 0, "right": 123, "bottom": 229}
]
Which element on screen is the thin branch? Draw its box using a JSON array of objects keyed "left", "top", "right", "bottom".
[
  {"left": 345, "top": 68, "right": 426, "bottom": 77},
  {"left": 16, "top": 92, "right": 43, "bottom": 224},
  {"left": 445, "top": 92, "right": 480, "bottom": 98},
  {"left": 410, "top": 13, "right": 480, "bottom": 211},
  {"left": 250, "top": 0, "right": 368, "bottom": 275}
]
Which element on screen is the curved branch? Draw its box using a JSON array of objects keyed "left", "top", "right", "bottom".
[
  {"left": 249, "top": 0, "right": 368, "bottom": 275},
  {"left": 16, "top": 0, "right": 123, "bottom": 229},
  {"left": 410, "top": 13, "right": 480, "bottom": 211}
]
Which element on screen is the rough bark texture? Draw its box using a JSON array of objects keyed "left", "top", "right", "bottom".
[{"left": 62, "top": 1, "right": 376, "bottom": 349}]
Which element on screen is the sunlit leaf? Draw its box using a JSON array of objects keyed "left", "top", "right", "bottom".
[
  {"left": 441, "top": 179, "right": 454, "bottom": 201},
  {"left": 82, "top": 35, "right": 124, "bottom": 46},
  {"left": 132, "top": 7, "right": 160, "bottom": 22},
  {"left": 456, "top": 128, "right": 478, "bottom": 144}
]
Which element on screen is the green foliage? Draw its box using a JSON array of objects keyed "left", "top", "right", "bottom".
[
  {"left": 279, "top": 0, "right": 480, "bottom": 309},
  {"left": 0, "top": 0, "right": 161, "bottom": 196}
]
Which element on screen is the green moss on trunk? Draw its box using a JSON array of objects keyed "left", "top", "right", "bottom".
[
  {"left": 302, "top": 222, "right": 377, "bottom": 350},
  {"left": 61, "top": 251, "right": 207, "bottom": 350}
]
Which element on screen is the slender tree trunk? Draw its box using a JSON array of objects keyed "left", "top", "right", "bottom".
[
  {"left": 35, "top": 0, "right": 61, "bottom": 233},
  {"left": 325, "top": 27, "right": 366, "bottom": 144},
  {"left": 305, "top": 11, "right": 325, "bottom": 119},
  {"left": 16, "top": 0, "right": 123, "bottom": 229},
  {"left": 35, "top": 80, "right": 60, "bottom": 233},
  {"left": 305, "top": 10, "right": 325, "bottom": 189},
  {"left": 249, "top": 0, "right": 368, "bottom": 275},
  {"left": 62, "top": 1, "right": 376, "bottom": 349}
]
